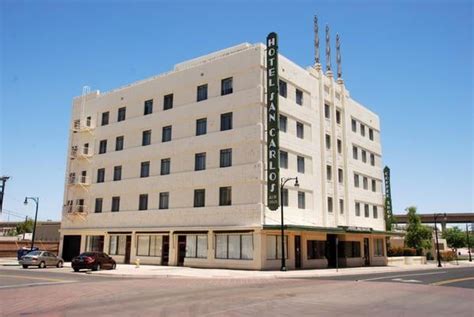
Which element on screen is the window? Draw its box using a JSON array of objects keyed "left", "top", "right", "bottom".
[
  {"left": 336, "top": 109, "right": 341, "bottom": 124},
  {"left": 355, "top": 202, "right": 361, "bottom": 216},
  {"left": 279, "top": 115, "right": 287, "bottom": 132},
  {"left": 266, "top": 235, "right": 288, "bottom": 259},
  {"left": 338, "top": 168, "right": 343, "bottom": 184},
  {"left": 339, "top": 199, "right": 344, "bottom": 214},
  {"left": 221, "top": 77, "right": 233, "bottom": 95},
  {"left": 326, "top": 165, "right": 332, "bottom": 181},
  {"left": 99, "top": 140, "right": 107, "bottom": 154},
  {"left": 327, "top": 196, "right": 333, "bottom": 213},
  {"left": 113, "top": 166, "right": 122, "bottom": 181},
  {"left": 111, "top": 196, "right": 120, "bottom": 212},
  {"left": 83, "top": 143, "right": 90, "bottom": 155},
  {"left": 298, "top": 191, "right": 305, "bottom": 209},
  {"left": 162, "top": 126, "right": 172, "bottom": 142},
  {"left": 296, "top": 89, "right": 303, "bottom": 105},
  {"left": 369, "top": 128, "right": 374, "bottom": 141},
  {"left": 97, "top": 168, "right": 105, "bottom": 183},
  {"left": 370, "top": 153, "right": 375, "bottom": 166},
  {"left": 297, "top": 156, "right": 305, "bottom": 173},
  {"left": 94, "top": 198, "right": 103, "bottom": 213},
  {"left": 362, "top": 150, "right": 367, "bottom": 163},
  {"left": 216, "top": 234, "right": 253, "bottom": 260},
  {"left": 282, "top": 188, "right": 289, "bottom": 207},
  {"left": 374, "top": 238, "right": 384, "bottom": 256},
  {"left": 373, "top": 206, "right": 378, "bottom": 219},
  {"left": 139, "top": 194, "right": 148, "bottom": 211},
  {"left": 194, "top": 189, "right": 205, "bottom": 207},
  {"left": 280, "top": 151, "right": 288, "bottom": 169},
  {"left": 354, "top": 174, "right": 359, "bottom": 187},
  {"left": 196, "top": 118, "right": 207, "bottom": 136},
  {"left": 351, "top": 119, "right": 357, "bottom": 132},
  {"left": 220, "top": 112, "right": 233, "bottom": 131},
  {"left": 364, "top": 204, "right": 370, "bottom": 217},
  {"left": 325, "top": 104, "right": 330, "bottom": 119},
  {"left": 186, "top": 235, "right": 208, "bottom": 258},
  {"left": 163, "top": 94, "right": 173, "bottom": 110},
  {"left": 360, "top": 124, "right": 366, "bottom": 137},
  {"left": 325, "top": 134, "right": 331, "bottom": 150},
  {"left": 195, "top": 153, "right": 206, "bottom": 171},
  {"left": 337, "top": 139, "right": 342, "bottom": 154},
  {"left": 115, "top": 136, "right": 124, "bottom": 151},
  {"left": 363, "top": 177, "right": 368, "bottom": 190},
  {"left": 279, "top": 80, "right": 287, "bottom": 98},
  {"left": 197, "top": 84, "right": 208, "bottom": 102},
  {"left": 136, "top": 235, "right": 162, "bottom": 257},
  {"left": 85, "top": 235, "right": 104, "bottom": 252},
  {"left": 109, "top": 235, "right": 126, "bottom": 255},
  {"left": 142, "top": 130, "right": 151, "bottom": 146},
  {"left": 77, "top": 199, "right": 84, "bottom": 212},
  {"left": 352, "top": 146, "right": 358, "bottom": 159},
  {"left": 160, "top": 158, "right": 170, "bottom": 175},
  {"left": 140, "top": 161, "right": 150, "bottom": 178},
  {"left": 372, "top": 179, "right": 376, "bottom": 192},
  {"left": 307, "top": 240, "right": 326, "bottom": 259},
  {"left": 339, "top": 241, "right": 361, "bottom": 258},
  {"left": 219, "top": 187, "right": 232, "bottom": 206},
  {"left": 296, "top": 122, "right": 304, "bottom": 139},
  {"left": 101, "top": 111, "right": 109, "bottom": 126},
  {"left": 144, "top": 99, "right": 153, "bottom": 115},
  {"left": 117, "top": 107, "right": 126, "bottom": 122},
  {"left": 159, "top": 192, "right": 169, "bottom": 209},
  {"left": 220, "top": 149, "right": 232, "bottom": 168}
]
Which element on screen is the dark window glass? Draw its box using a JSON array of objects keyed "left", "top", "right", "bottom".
[
  {"left": 307, "top": 240, "right": 326, "bottom": 259},
  {"left": 369, "top": 128, "right": 374, "bottom": 141},
  {"left": 221, "top": 77, "right": 233, "bottom": 95},
  {"left": 279, "top": 80, "right": 287, "bottom": 98},
  {"left": 142, "top": 130, "right": 151, "bottom": 146},
  {"left": 364, "top": 204, "right": 370, "bottom": 217},
  {"left": 362, "top": 150, "right": 367, "bottom": 163},
  {"left": 94, "top": 198, "right": 103, "bottom": 213},
  {"left": 118, "top": 107, "right": 126, "bottom": 122},
  {"left": 337, "top": 139, "right": 342, "bottom": 154},
  {"left": 370, "top": 153, "right": 375, "bottom": 166},
  {"left": 326, "top": 165, "right": 332, "bottom": 181},
  {"left": 111, "top": 196, "right": 120, "bottom": 212},
  {"left": 99, "top": 140, "right": 107, "bottom": 154},
  {"left": 220, "top": 112, "right": 233, "bottom": 131},
  {"left": 144, "top": 99, "right": 153, "bottom": 115},
  {"left": 354, "top": 174, "right": 360, "bottom": 188},
  {"left": 336, "top": 109, "right": 341, "bottom": 124},
  {"left": 360, "top": 124, "right": 366, "bottom": 137},
  {"left": 160, "top": 158, "right": 170, "bottom": 175},
  {"left": 296, "top": 122, "right": 304, "bottom": 139},
  {"left": 194, "top": 189, "right": 205, "bottom": 207},
  {"left": 279, "top": 115, "right": 287, "bottom": 132},
  {"left": 297, "top": 156, "right": 305, "bottom": 173},
  {"left": 298, "top": 191, "right": 305, "bottom": 209},
  {"left": 159, "top": 192, "right": 169, "bottom": 209},
  {"left": 352, "top": 146, "right": 358, "bottom": 159},
  {"left": 196, "top": 118, "right": 207, "bottom": 136},
  {"left": 139, "top": 194, "right": 148, "bottom": 211},
  {"left": 351, "top": 119, "right": 357, "bottom": 132},
  {"left": 101, "top": 111, "right": 109, "bottom": 126},
  {"left": 373, "top": 206, "right": 378, "bottom": 218},
  {"left": 339, "top": 199, "right": 344, "bottom": 214},
  {"left": 363, "top": 177, "right": 368, "bottom": 190},
  {"left": 338, "top": 168, "right": 343, "bottom": 184},
  {"left": 195, "top": 153, "right": 206, "bottom": 171},
  {"left": 219, "top": 187, "right": 232, "bottom": 206},
  {"left": 162, "top": 126, "right": 172, "bottom": 142},
  {"left": 280, "top": 151, "right": 288, "bottom": 169},
  {"left": 282, "top": 188, "right": 289, "bottom": 207},
  {"left": 83, "top": 143, "right": 90, "bottom": 155},
  {"left": 97, "top": 168, "right": 105, "bottom": 183},
  {"left": 325, "top": 134, "right": 331, "bottom": 150},
  {"left": 115, "top": 136, "right": 124, "bottom": 151},
  {"left": 140, "top": 161, "right": 150, "bottom": 178},
  {"left": 296, "top": 89, "right": 303, "bottom": 105},
  {"left": 327, "top": 197, "right": 333, "bottom": 213},
  {"left": 163, "top": 94, "right": 173, "bottom": 110},
  {"left": 338, "top": 241, "right": 361, "bottom": 258},
  {"left": 355, "top": 202, "right": 361, "bottom": 216},
  {"left": 113, "top": 166, "right": 122, "bottom": 181},
  {"left": 372, "top": 179, "right": 377, "bottom": 192},
  {"left": 220, "top": 149, "right": 232, "bottom": 168},
  {"left": 325, "top": 104, "right": 330, "bottom": 119},
  {"left": 197, "top": 84, "right": 208, "bottom": 102}
]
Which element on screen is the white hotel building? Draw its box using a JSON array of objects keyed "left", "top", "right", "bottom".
[{"left": 60, "top": 42, "right": 388, "bottom": 270}]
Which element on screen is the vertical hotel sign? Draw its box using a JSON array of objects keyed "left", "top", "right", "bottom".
[{"left": 266, "top": 32, "right": 280, "bottom": 210}]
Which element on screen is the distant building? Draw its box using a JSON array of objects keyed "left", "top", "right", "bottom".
[{"left": 0, "top": 221, "right": 60, "bottom": 241}]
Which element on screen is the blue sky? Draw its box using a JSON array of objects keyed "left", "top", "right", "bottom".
[{"left": 1, "top": 0, "right": 472, "bottom": 221}]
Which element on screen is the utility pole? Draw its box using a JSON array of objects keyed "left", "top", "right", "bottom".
[{"left": 0, "top": 176, "right": 10, "bottom": 216}]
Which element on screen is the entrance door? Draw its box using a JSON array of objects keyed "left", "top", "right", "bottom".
[
  {"left": 295, "top": 235, "right": 302, "bottom": 269},
  {"left": 124, "top": 235, "right": 132, "bottom": 264},
  {"left": 326, "top": 234, "right": 338, "bottom": 268},
  {"left": 161, "top": 236, "right": 169, "bottom": 266},
  {"left": 62, "top": 235, "right": 81, "bottom": 262},
  {"left": 177, "top": 235, "right": 186, "bottom": 266},
  {"left": 363, "top": 238, "right": 370, "bottom": 266}
]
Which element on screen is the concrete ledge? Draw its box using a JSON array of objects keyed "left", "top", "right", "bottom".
[{"left": 388, "top": 256, "right": 427, "bottom": 266}]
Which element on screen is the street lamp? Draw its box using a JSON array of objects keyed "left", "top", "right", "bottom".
[
  {"left": 433, "top": 213, "right": 446, "bottom": 268},
  {"left": 280, "top": 176, "right": 299, "bottom": 271},
  {"left": 24, "top": 197, "right": 39, "bottom": 251}
]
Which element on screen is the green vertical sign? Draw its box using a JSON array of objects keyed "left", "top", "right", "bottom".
[
  {"left": 384, "top": 166, "right": 393, "bottom": 231},
  {"left": 266, "top": 32, "right": 280, "bottom": 211}
]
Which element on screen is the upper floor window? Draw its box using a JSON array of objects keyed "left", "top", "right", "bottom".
[
  {"left": 360, "top": 124, "right": 366, "bottom": 137},
  {"left": 142, "top": 130, "right": 151, "bottom": 146},
  {"left": 94, "top": 198, "right": 103, "bottom": 213},
  {"left": 195, "top": 153, "right": 206, "bottom": 171},
  {"left": 111, "top": 196, "right": 120, "bottom": 212},
  {"left": 160, "top": 158, "right": 171, "bottom": 175},
  {"left": 363, "top": 176, "right": 368, "bottom": 190},
  {"left": 364, "top": 204, "right": 370, "bottom": 217},
  {"left": 336, "top": 109, "right": 341, "bottom": 124},
  {"left": 280, "top": 151, "right": 288, "bottom": 169},
  {"left": 113, "top": 166, "right": 122, "bottom": 181},
  {"left": 219, "top": 187, "right": 232, "bottom": 206},
  {"left": 221, "top": 77, "right": 233, "bottom": 95},
  {"left": 326, "top": 165, "right": 332, "bottom": 181},
  {"left": 163, "top": 94, "right": 173, "bottom": 110},
  {"left": 97, "top": 168, "right": 105, "bottom": 183},
  {"left": 140, "top": 161, "right": 150, "bottom": 178},
  {"left": 339, "top": 199, "right": 344, "bottom": 214},
  {"left": 197, "top": 84, "right": 208, "bottom": 102},
  {"left": 99, "top": 140, "right": 107, "bottom": 154},
  {"left": 118, "top": 107, "right": 126, "bottom": 122},
  {"left": 325, "top": 134, "right": 331, "bottom": 150},
  {"left": 162, "top": 126, "right": 172, "bottom": 142},
  {"left": 369, "top": 128, "right": 374, "bottom": 141},
  {"left": 139, "top": 194, "right": 148, "bottom": 211},
  {"left": 324, "top": 104, "right": 330, "bottom": 119},
  {"left": 370, "top": 153, "right": 375, "bottom": 166},
  {"left": 101, "top": 111, "right": 109, "bottom": 126},
  {"left": 362, "top": 150, "right": 367, "bottom": 163},
  {"left": 352, "top": 146, "right": 358, "bottom": 160},
  {"left": 220, "top": 112, "right": 233, "bottom": 131},
  {"left": 115, "top": 136, "right": 124, "bottom": 151},
  {"left": 279, "top": 115, "right": 287, "bottom": 132},
  {"left": 196, "top": 118, "right": 207, "bottom": 136},
  {"left": 351, "top": 119, "right": 357, "bottom": 132},
  {"left": 372, "top": 179, "right": 377, "bottom": 192},
  {"left": 159, "top": 192, "right": 169, "bottom": 209},
  {"left": 298, "top": 191, "right": 305, "bottom": 209},
  {"left": 194, "top": 189, "right": 205, "bottom": 208},
  {"left": 296, "top": 122, "right": 304, "bottom": 139},
  {"left": 355, "top": 202, "right": 361, "bottom": 216},
  {"left": 279, "top": 80, "right": 287, "bottom": 98},
  {"left": 354, "top": 173, "right": 360, "bottom": 187},
  {"left": 144, "top": 99, "right": 153, "bottom": 115},
  {"left": 337, "top": 139, "right": 342, "bottom": 154},
  {"left": 220, "top": 148, "right": 232, "bottom": 168},
  {"left": 297, "top": 156, "right": 305, "bottom": 173},
  {"left": 373, "top": 206, "right": 378, "bottom": 218},
  {"left": 327, "top": 196, "right": 333, "bottom": 213},
  {"left": 296, "top": 89, "right": 303, "bottom": 106},
  {"left": 338, "top": 168, "right": 343, "bottom": 184}
]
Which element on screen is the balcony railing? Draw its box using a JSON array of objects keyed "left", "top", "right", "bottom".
[
  {"left": 70, "top": 146, "right": 93, "bottom": 159},
  {"left": 67, "top": 175, "right": 91, "bottom": 186},
  {"left": 72, "top": 118, "right": 94, "bottom": 132},
  {"left": 64, "top": 205, "right": 88, "bottom": 214}
]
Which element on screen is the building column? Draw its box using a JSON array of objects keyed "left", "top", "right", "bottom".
[
  {"left": 80, "top": 234, "right": 87, "bottom": 253},
  {"left": 130, "top": 231, "right": 137, "bottom": 264},
  {"left": 168, "top": 231, "right": 177, "bottom": 266}
]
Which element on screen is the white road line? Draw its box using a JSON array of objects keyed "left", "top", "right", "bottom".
[
  {"left": 391, "top": 278, "right": 421, "bottom": 283},
  {"left": 360, "top": 271, "right": 447, "bottom": 281},
  {"left": 0, "top": 280, "right": 76, "bottom": 289}
]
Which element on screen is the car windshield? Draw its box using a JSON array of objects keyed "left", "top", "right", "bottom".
[{"left": 26, "top": 251, "right": 42, "bottom": 256}]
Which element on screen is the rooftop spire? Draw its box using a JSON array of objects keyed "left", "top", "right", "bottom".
[
  {"left": 325, "top": 24, "right": 331, "bottom": 72},
  {"left": 314, "top": 15, "right": 320, "bottom": 65},
  {"left": 336, "top": 33, "right": 342, "bottom": 79}
]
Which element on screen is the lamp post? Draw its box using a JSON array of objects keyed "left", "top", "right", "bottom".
[
  {"left": 24, "top": 197, "right": 39, "bottom": 251},
  {"left": 280, "top": 177, "right": 299, "bottom": 271},
  {"left": 433, "top": 213, "right": 446, "bottom": 268},
  {"left": 467, "top": 223, "right": 472, "bottom": 262}
]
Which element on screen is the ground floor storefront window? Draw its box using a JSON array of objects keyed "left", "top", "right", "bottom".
[
  {"left": 136, "top": 235, "right": 162, "bottom": 257},
  {"left": 374, "top": 238, "right": 385, "bottom": 256},
  {"left": 109, "top": 235, "right": 126, "bottom": 255},
  {"left": 216, "top": 234, "right": 253, "bottom": 260},
  {"left": 266, "top": 235, "right": 288, "bottom": 260},
  {"left": 307, "top": 240, "right": 326, "bottom": 259},
  {"left": 186, "top": 235, "right": 208, "bottom": 258},
  {"left": 86, "top": 235, "right": 104, "bottom": 252},
  {"left": 338, "top": 241, "right": 361, "bottom": 258}
]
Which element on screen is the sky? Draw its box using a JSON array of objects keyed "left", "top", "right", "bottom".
[{"left": 1, "top": 0, "right": 473, "bottom": 222}]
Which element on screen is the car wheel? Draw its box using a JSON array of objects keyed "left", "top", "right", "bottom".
[
  {"left": 39, "top": 261, "right": 46, "bottom": 269},
  {"left": 112, "top": 263, "right": 116, "bottom": 270},
  {"left": 93, "top": 264, "right": 101, "bottom": 271},
  {"left": 57, "top": 261, "right": 63, "bottom": 268},
  {"left": 73, "top": 268, "right": 79, "bottom": 272},
  {"left": 22, "top": 265, "right": 28, "bottom": 269}
]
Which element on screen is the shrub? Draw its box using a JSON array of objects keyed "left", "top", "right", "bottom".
[
  {"left": 439, "top": 250, "right": 456, "bottom": 262},
  {"left": 426, "top": 251, "right": 434, "bottom": 261},
  {"left": 403, "top": 248, "right": 417, "bottom": 256},
  {"left": 387, "top": 246, "right": 404, "bottom": 257}
]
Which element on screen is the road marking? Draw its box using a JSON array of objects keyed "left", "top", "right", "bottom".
[
  {"left": 0, "top": 274, "right": 66, "bottom": 282},
  {"left": 391, "top": 278, "right": 421, "bottom": 283},
  {"left": 0, "top": 280, "right": 75, "bottom": 289},
  {"left": 431, "top": 276, "right": 474, "bottom": 286},
  {"left": 360, "top": 271, "right": 447, "bottom": 281}
]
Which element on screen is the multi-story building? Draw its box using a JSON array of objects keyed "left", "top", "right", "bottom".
[{"left": 59, "top": 41, "right": 388, "bottom": 270}]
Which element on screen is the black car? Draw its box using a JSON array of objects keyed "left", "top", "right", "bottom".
[{"left": 71, "top": 252, "right": 116, "bottom": 272}]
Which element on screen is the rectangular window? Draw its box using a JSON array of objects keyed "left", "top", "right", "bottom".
[
  {"left": 220, "top": 112, "right": 233, "bottom": 131},
  {"left": 374, "top": 238, "right": 384, "bottom": 256},
  {"left": 186, "top": 235, "right": 208, "bottom": 258},
  {"left": 325, "top": 104, "right": 330, "bottom": 119},
  {"left": 296, "top": 89, "right": 303, "bottom": 105},
  {"left": 163, "top": 94, "right": 173, "bottom": 110},
  {"left": 279, "top": 80, "right": 287, "bottom": 98},
  {"left": 364, "top": 204, "right": 370, "bottom": 217},
  {"left": 266, "top": 235, "right": 288, "bottom": 260},
  {"left": 336, "top": 109, "right": 341, "bottom": 124},
  {"left": 373, "top": 206, "right": 378, "bottom": 219},
  {"left": 162, "top": 126, "right": 172, "bottom": 142},
  {"left": 195, "top": 153, "right": 206, "bottom": 171},
  {"left": 136, "top": 235, "right": 162, "bottom": 257},
  {"left": 101, "top": 111, "right": 109, "bottom": 126},
  {"left": 355, "top": 202, "right": 361, "bottom": 216},
  {"left": 362, "top": 150, "right": 367, "bottom": 163},
  {"left": 139, "top": 194, "right": 148, "bottom": 211},
  {"left": 351, "top": 119, "right": 357, "bottom": 132},
  {"left": 221, "top": 77, "right": 233, "bottom": 95},
  {"left": 297, "top": 156, "right": 305, "bottom": 173},
  {"left": 325, "top": 134, "right": 331, "bottom": 150},
  {"left": 117, "top": 107, "right": 126, "bottom": 122},
  {"left": 142, "top": 130, "right": 151, "bottom": 146},
  {"left": 279, "top": 115, "right": 287, "bottom": 132},
  {"left": 339, "top": 241, "right": 361, "bottom": 258},
  {"left": 111, "top": 196, "right": 120, "bottom": 212},
  {"left": 216, "top": 234, "right": 253, "bottom": 260},
  {"left": 352, "top": 146, "right": 358, "bottom": 159},
  {"left": 137, "top": 236, "right": 150, "bottom": 256},
  {"left": 298, "top": 191, "right": 305, "bottom": 209},
  {"left": 354, "top": 174, "right": 359, "bottom": 187},
  {"left": 369, "top": 128, "right": 374, "bottom": 141},
  {"left": 338, "top": 168, "right": 343, "bottom": 184},
  {"left": 140, "top": 161, "right": 150, "bottom": 178},
  {"left": 196, "top": 118, "right": 207, "bottom": 136},
  {"left": 109, "top": 235, "right": 126, "bottom": 255},
  {"left": 360, "top": 124, "right": 366, "bottom": 137},
  {"left": 339, "top": 199, "right": 344, "bottom": 214},
  {"left": 370, "top": 153, "right": 375, "bottom": 166},
  {"left": 85, "top": 236, "right": 103, "bottom": 252},
  {"left": 159, "top": 192, "right": 169, "bottom": 209},
  {"left": 97, "top": 168, "right": 105, "bottom": 183},
  {"left": 372, "top": 179, "right": 377, "bottom": 192},
  {"left": 144, "top": 99, "right": 153, "bottom": 115},
  {"left": 282, "top": 188, "right": 289, "bottom": 207},
  {"left": 94, "top": 198, "right": 103, "bottom": 213},
  {"left": 194, "top": 189, "right": 205, "bottom": 207},
  {"left": 280, "top": 151, "right": 288, "bottom": 169},
  {"left": 160, "top": 158, "right": 170, "bottom": 175},
  {"left": 307, "top": 240, "right": 326, "bottom": 259},
  {"left": 328, "top": 196, "right": 333, "bottom": 213},
  {"left": 197, "top": 84, "right": 208, "bottom": 102},
  {"left": 326, "top": 165, "right": 332, "bottom": 181},
  {"left": 220, "top": 149, "right": 232, "bottom": 168},
  {"left": 83, "top": 143, "right": 90, "bottom": 155},
  {"left": 219, "top": 187, "right": 232, "bottom": 206},
  {"left": 363, "top": 177, "right": 368, "bottom": 190},
  {"left": 296, "top": 122, "right": 304, "bottom": 139},
  {"left": 115, "top": 136, "right": 124, "bottom": 151},
  {"left": 99, "top": 140, "right": 107, "bottom": 154},
  {"left": 113, "top": 166, "right": 122, "bottom": 181},
  {"left": 337, "top": 139, "right": 342, "bottom": 154}
]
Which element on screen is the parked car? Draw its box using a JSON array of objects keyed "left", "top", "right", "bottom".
[
  {"left": 17, "top": 247, "right": 39, "bottom": 260},
  {"left": 71, "top": 252, "right": 116, "bottom": 272},
  {"left": 19, "top": 251, "right": 64, "bottom": 269}
]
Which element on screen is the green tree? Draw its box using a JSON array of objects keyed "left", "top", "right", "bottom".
[
  {"left": 15, "top": 219, "right": 34, "bottom": 235},
  {"left": 442, "top": 227, "right": 466, "bottom": 250},
  {"left": 404, "top": 206, "right": 432, "bottom": 254}
]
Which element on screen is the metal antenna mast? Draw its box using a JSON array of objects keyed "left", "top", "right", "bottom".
[
  {"left": 325, "top": 24, "right": 331, "bottom": 72},
  {"left": 314, "top": 16, "right": 320, "bottom": 65},
  {"left": 336, "top": 33, "right": 342, "bottom": 79}
]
